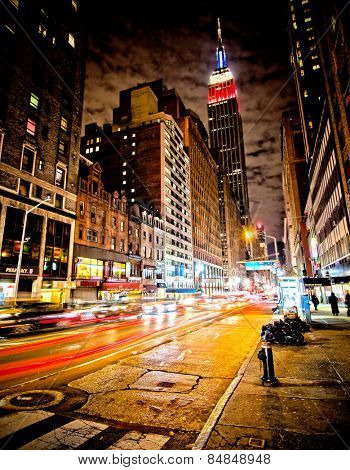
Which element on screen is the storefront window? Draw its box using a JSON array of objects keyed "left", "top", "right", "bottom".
[
  {"left": 43, "top": 219, "right": 70, "bottom": 278},
  {"left": 0, "top": 207, "right": 42, "bottom": 269},
  {"left": 112, "top": 262, "right": 126, "bottom": 279},
  {"left": 76, "top": 257, "right": 103, "bottom": 280}
]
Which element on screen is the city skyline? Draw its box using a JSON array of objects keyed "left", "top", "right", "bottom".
[{"left": 82, "top": 3, "right": 295, "bottom": 240}]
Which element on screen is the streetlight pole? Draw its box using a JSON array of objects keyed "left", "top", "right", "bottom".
[
  {"left": 13, "top": 196, "right": 51, "bottom": 302},
  {"left": 265, "top": 234, "right": 278, "bottom": 288}
]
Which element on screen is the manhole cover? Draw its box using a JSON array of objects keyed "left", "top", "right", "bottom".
[
  {"left": 0, "top": 390, "right": 64, "bottom": 411},
  {"left": 157, "top": 381, "right": 175, "bottom": 388}
]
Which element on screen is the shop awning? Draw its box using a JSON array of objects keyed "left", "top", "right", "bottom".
[{"left": 100, "top": 282, "right": 142, "bottom": 291}]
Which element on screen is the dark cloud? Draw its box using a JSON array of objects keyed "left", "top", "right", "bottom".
[{"left": 82, "top": 1, "right": 294, "bottom": 239}]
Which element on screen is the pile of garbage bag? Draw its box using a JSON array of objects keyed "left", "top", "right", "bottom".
[{"left": 261, "top": 317, "right": 310, "bottom": 346}]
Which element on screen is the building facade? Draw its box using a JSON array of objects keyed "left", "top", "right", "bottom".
[
  {"left": 288, "top": 0, "right": 324, "bottom": 159},
  {"left": 208, "top": 19, "right": 250, "bottom": 225},
  {"left": 0, "top": 0, "right": 85, "bottom": 302},
  {"left": 180, "top": 112, "right": 223, "bottom": 293},
  {"left": 74, "top": 157, "right": 132, "bottom": 301},
  {"left": 281, "top": 110, "right": 312, "bottom": 276},
  {"left": 288, "top": 0, "right": 350, "bottom": 281},
  {"left": 82, "top": 84, "right": 194, "bottom": 289},
  {"left": 219, "top": 174, "right": 245, "bottom": 286}
]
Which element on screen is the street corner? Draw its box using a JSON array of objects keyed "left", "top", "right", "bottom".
[{"left": 76, "top": 374, "right": 231, "bottom": 432}]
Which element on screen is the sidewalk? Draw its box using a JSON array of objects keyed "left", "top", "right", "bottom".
[{"left": 205, "top": 312, "right": 350, "bottom": 450}]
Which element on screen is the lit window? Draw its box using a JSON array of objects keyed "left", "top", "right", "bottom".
[
  {"left": 293, "top": 22, "right": 297, "bottom": 30},
  {"left": 123, "top": 162, "right": 127, "bottom": 166},
  {"left": 96, "top": 137, "right": 101, "bottom": 143},
  {"left": 38, "top": 159, "right": 45, "bottom": 171},
  {"left": 132, "top": 133, "right": 136, "bottom": 137},
  {"left": 312, "top": 64, "right": 320, "bottom": 70},
  {"left": 131, "top": 188, "right": 135, "bottom": 193},
  {"left": 55, "top": 166, "right": 66, "bottom": 188},
  {"left": 122, "top": 180, "right": 126, "bottom": 185},
  {"left": 72, "top": 0, "right": 78, "bottom": 11},
  {"left": 26, "top": 118, "right": 36, "bottom": 136},
  {"left": 308, "top": 121, "right": 313, "bottom": 129},
  {"left": 123, "top": 135, "right": 127, "bottom": 140},
  {"left": 95, "top": 146, "right": 99, "bottom": 152},
  {"left": 60, "top": 116, "right": 68, "bottom": 132},
  {"left": 122, "top": 171, "right": 126, "bottom": 175},
  {"left": 132, "top": 142, "right": 136, "bottom": 146},
  {"left": 131, "top": 198, "right": 135, "bottom": 202},
  {"left": 300, "top": 69, "right": 305, "bottom": 76},
  {"left": 30, "top": 92, "right": 39, "bottom": 109},
  {"left": 304, "top": 90, "right": 308, "bottom": 97},
  {"left": 120, "top": 221, "right": 124, "bottom": 231},
  {"left": 132, "top": 151, "right": 136, "bottom": 155},
  {"left": 305, "top": 17, "right": 311, "bottom": 23},
  {"left": 9, "top": 0, "right": 19, "bottom": 8},
  {"left": 68, "top": 33, "right": 75, "bottom": 48}
]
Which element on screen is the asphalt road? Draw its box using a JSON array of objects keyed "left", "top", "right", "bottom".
[
  {"left": 0, "top": 298, "right": 260, "bottom": 392},
  {"left": 0, "top": 299, "right": 273, "bottom": 450}
]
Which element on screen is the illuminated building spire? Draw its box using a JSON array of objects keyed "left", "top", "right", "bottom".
[
  {"left": 217, "top": 17, "right": 222, "bottom": 46},
  {"left": 216, "top": 17, "right": 227, "bottom": 69}
]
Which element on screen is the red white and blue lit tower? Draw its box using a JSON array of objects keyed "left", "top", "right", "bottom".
[{"left": 208, "top": 18, "right": 250, "bottom": 225}]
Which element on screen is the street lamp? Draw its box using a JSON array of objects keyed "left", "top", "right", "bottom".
[
  {"left": 13, "top": 195, "right": 51, "bottom": 301},
  {"left": 243, "top": 228, "right": 256, "bottom": 259}
]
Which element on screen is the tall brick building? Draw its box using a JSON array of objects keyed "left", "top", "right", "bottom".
[{"left": 0, "top": 0, "right": 86, "bottom": 302}]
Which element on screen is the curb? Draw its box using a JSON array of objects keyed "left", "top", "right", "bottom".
[{"left": 193, "top": 335, "right": 261, "bottom": 450}]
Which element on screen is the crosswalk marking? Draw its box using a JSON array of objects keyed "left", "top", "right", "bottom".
[
  {"left": 109, "top": 431, "right": 170, "bottom": 450},
  {"left": 0, "top": 411, "right": 53, "bottom": 440},
  {"left": 20, "top": 419, "right": 108, "bottom": 450},
  {"left": 0, "top": 411, "right": 176, "bottom": 450}
]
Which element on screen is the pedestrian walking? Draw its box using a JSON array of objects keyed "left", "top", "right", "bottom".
[
  {"left": 345, "top": 291, "right": 350, "bottom": 317},
  {"left": 328, "top": 292, "right": 339, "bottom": 316},
  {"left": 311, "top": 293, "right": 319, "bottom": 311}
]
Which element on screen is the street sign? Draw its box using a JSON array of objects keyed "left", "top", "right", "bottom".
[{"left": 245, "top": 261, "right": 277, "bottom": 271}]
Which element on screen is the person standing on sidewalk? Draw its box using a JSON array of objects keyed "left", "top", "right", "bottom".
[
  {"left": 328, "top": 292, "right": 339, "bottom": 316},
  {"left": 311, "top": 293, "right": 319, "bottom": 311},
  {"left": 345, "top": 291, "right": 350, "bottom": 317}
]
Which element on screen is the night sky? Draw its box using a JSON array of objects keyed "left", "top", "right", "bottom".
[{"left": 82, "top": 1, "right": 296, "bottom": 240}]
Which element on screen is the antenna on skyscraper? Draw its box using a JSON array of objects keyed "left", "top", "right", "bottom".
[{"left": 217, "top": 17, "right": 223, "bottom": 46}]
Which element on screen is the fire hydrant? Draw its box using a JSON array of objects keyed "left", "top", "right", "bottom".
[{"left": 258, "top": 342, "right": 279, "bottom": 386}]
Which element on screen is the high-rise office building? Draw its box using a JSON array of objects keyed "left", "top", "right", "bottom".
[
  {"left": 281, "top": 110, "right": 311, "bottom": 276},
  {"left": 288, "top": 0, "right": 324, "bottom": 159},
  {"left": 208, "top": 18, "right": 250, "bottom": 224},
  {"left": 82, "top": 83, "right": 194, "bottom": 289},
  {"left": 0, "top": 0, "right": 86, "bottom": 302}
]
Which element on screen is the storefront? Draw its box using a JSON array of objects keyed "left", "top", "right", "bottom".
[
  {"left": 73, "top": 257, "right": 104, "bottom": 301},
  {"left": 100, "top": 281, "right": 142, "bottom": 301},
  {"left": 41, "top": 280, "right": 76, "bottom": 304},
  {"left": 0, "top": 266, "right": 38, "bottom": 303}
]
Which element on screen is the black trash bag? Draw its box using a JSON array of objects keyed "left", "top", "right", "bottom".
[{"left": 261, "top": 317, "right": 308, "bottom": 346}]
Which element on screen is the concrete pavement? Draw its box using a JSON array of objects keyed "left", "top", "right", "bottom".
[{"left": 205, "top": 308, "right": 350, "bottom": 450}]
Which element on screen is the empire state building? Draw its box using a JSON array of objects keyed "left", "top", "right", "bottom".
[{"left": 208, "top": 18, "right": 250, "bottom": 224}]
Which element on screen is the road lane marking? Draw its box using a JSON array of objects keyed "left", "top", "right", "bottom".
[
  {"left": 20, "top": 419, "right": 108, "bottom": 450},
  {"left": 0, "top": 411, "right": 53, "bottom": 439}
]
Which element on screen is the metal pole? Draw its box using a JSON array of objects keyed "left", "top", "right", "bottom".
[{"left": 13, "top": 210, "right": 28, "bottom": 302}]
